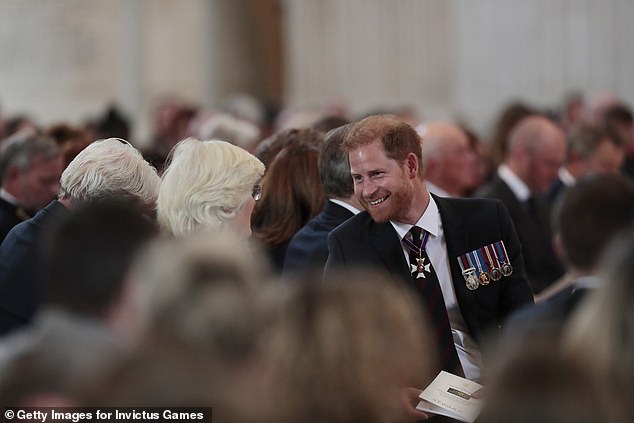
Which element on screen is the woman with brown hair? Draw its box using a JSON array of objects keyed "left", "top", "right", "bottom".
[{"left": 251, "top": 130, "right": 326, "bottom": 272}]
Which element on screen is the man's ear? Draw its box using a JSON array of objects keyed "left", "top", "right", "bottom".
[
  {"left": 405, "top": 153, "right": 419, "bottom": 179},
  {"left": 5, "top": 166, "right": 19, "bottom": 181},
  {"left": 2, "top": 166, "right": 21, "bottom": 189}
]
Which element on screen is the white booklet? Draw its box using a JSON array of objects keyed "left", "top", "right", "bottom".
[{"left": 416, "top": 371, "right": 484, "bottom": 423}]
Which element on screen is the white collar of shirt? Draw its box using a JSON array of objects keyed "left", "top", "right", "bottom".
[
  {"left": 558, "top": 167, "right": 576, "bottom": 186},
  {"left": 572, "top": 275, "right": 601, "bottom": 291},
  {"left": 329, "top": 198, "right": 362, "bottom": 215},
  {"left": 0, "top": 188, "right": 18, "bottom": 206},
  {"left": 425, "top": 181, "right": 451, "bottom": 198},
  {"left": 498, "top": 164, "right": 530, "bottom": 201},
  {"left": 390, "top": 195, "right": 441, "bottom": 240}
]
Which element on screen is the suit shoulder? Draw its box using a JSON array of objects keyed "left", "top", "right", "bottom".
[
  {"left": 474, "top": 175, "right": 508, "bottom": 198},
  {"left": 437, "top": 195, "right": 504, "bottom": 214},
  {"left": 330, "top": 211, "right": 373, "bottom": 238}
]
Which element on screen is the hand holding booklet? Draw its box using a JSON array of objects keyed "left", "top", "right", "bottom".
[{"left": 416, "top": 371, "right": 484, "bottom": 423}]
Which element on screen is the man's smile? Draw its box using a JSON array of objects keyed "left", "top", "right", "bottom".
[{"left": 368, "top": 195, "right": 389, "bottom": 206}]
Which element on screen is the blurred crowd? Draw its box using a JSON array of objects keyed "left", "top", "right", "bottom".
[{"left": 0, "top": 90, "right": 632, "bottom": 423}]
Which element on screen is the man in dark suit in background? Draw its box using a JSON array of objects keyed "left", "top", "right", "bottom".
[
  {"left": 0, "top": 130, "right": 63, "bottom": 243},
  {"left": 547, "top": 124, "right": 625, "bottom": 206},
  {"left": 504, "top": 173, "right": 634, "bottom": 342},
  {"left": 325, "top": 116, "right": 532, "bottom": 422},
  {"left": 283, "top": 123, "right": 363, "bottom": 276},
  {"left": 476, "top": 115, "right": 566, "bottom": 295}
]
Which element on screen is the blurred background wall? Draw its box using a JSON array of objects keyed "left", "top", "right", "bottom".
[{"left": 1, "top": 0, "right": 632, "bottom": 143}]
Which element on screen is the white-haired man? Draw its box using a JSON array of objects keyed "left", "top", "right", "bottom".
[{"left": 0, "top": 138, "right": 160, "bottom": 336}]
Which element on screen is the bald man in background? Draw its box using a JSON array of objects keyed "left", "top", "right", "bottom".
[
  {"left": 476, "top": 115, "right": 566, "bottom": 295},
  {"left": 417, "top": 123, "right": 478, "bottom": 198}
]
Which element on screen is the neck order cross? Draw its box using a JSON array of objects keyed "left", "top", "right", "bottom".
[{"left": 403, "top": 226, "right": 432, "bottom": 276}]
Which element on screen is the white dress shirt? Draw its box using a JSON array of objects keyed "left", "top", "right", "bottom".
[
  {"left": 498, "top": 164, "right": 530, "bottom": 201},
  {"left": 391, "top": 196, "right": 482, "bottom": 380}
]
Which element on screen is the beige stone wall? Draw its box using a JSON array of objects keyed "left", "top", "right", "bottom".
[
  {"left": 284, "top": 0, "right": 634, "bottom": 135},
  {"left": 2, "top": 0, "right": 634, "bottom": 143}
]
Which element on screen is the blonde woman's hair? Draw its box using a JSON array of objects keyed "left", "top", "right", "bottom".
[{"left": 157, "top": 138, "right": 265, "bottom": 236}]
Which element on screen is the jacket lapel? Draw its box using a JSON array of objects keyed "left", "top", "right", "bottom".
[
  {"left": 434, "top": 196, "right": 479, "bottom": 315},
  {"left": 370, "top": 221, "right": 412, "bottom": 283}
]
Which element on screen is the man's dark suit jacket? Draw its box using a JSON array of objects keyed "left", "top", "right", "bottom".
[
  {"left": 325, "top": 195, "right": 533, "bottom": 346},
  {"left": 546, "top": 176, "right": 567, "bottom": 206},
  {"left": 283, "top": 200, "right": 354, "bottom": 275},
  {"left": 0, "top": 200, "right": 68, "bottom": 336},
  {"left": 503, "top": 283, "right": 591, "bottom": 343},
  {"left": 0, "top": 197, "right": 32, "bottom": 244},
  {"left": 475, "top": 175, "right": 564, "bottom": 294}
]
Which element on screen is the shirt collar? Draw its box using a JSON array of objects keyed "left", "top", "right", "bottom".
[
  {"left": 572, "top": 275, "right": 601, "bottom": 291},
  {"left": 559, "top": 167, "right": 576, "bottom": 186},
  {"left": 426, "top": 181, "right": 451, "bottom": 198},
  {"left": 329, "top": 198, "right": 362, "bottom": 215},
  {"left": 498, "top": 164, "right": 530, "bottom": 201},
  {"left": 390, "top": 195, "right": 440, "bottom": 240},
  {"left": 0, "top": 188, "right": 18, "bottom": 206}
]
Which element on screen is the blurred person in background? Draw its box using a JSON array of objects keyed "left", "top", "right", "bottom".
[
  {"left": 254, "top": 127, "right": 323, "bottom": 169},
  {"left": 564, "top": 225, "right": 634, "bottom": 417},
  {"left": 196, "top": 113, "right": 261, "bottom": 152},
  {"left": 0, "top": 202, "right": 158, "bottom": 406},
  {"left": 252, "top": 139, "right": 326, "bottom": 272},
  {"left": 45, "top": 122, "right": 91, "bottom": 167},
  {"left": 266, "top": 270, "right": 434, "bottom": 423},
  {"left": 417, "top": 122, "right": 478, "bottom": 198},
  {"left": 0, "top": 130, "right": 63, "bottom": 243},
  {"left": 476, "top": 115, "right": 566, "bottom": 295},
  {"left": 82, "top": 232, "right": 275, "bottom": 423},
  {"left": 3, "top": 114, "right": 39, "bottom": 138},
  {"left": 283, "top": 123, "right": 362, "bottom": 276},
  {"left": 603, "top": 102, "right": 634, "bottom": 179},
  {"left": 504, "top": 174, "right": 634, "bottom": 339},
  {"left": 488, "top": 101, "right": 537, "bottom": 171},
  {"left": 157, "top": 138, "right": 265, "bottom": 238},
  {"left": 547, "top": 123, "right": 625, "bottom": 205},
  {"left": 311, "top": 114, "right": 350, "bottom": 133},
  {"left": 477, "top": 334, "right": 625, "bottom": 423},
  {"left": 143, "top": 99, "right": 198, "bottom": 173},
  {"left": 0, "top": 138, "right": 160, "bottom": 336}
]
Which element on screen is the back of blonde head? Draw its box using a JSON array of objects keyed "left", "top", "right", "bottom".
[{"left": 157, "top": 138, "right": 265, "bottom": 236}]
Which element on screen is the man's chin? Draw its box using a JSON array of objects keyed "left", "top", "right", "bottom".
[{"left": 367, "top": 208, "right": 390, "bottom": 223}]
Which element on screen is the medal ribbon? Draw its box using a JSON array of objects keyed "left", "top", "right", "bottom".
[
  {"left": 476, "top": 248, "right": 490, "bottom": 273},
  {"left": 484, "top": 244, "right": 498, "bottom": 270}
]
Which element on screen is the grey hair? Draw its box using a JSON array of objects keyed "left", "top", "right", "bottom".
[
  {"left": 0, "top": 129, "right": 60, "bottom": 181},
  {"left": 59, "top": 138, "right": 160, "bottom": 205},
  {"left": 157, "top": 138, "right": 265, "bottom": 236}
]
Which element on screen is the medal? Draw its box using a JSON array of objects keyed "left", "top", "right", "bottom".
[
  {"left": 501, "top": 263, "right": 513, "bottom": 277},
  {"left": 416, "top": 257, "right": 431, "bottom": 276},
  {"left": 484, "top": 245, "right": 502, "bottom": 281},
  {"left": 463, "top": 268, "right": 480, "bottom": 290},
  {"left": 490, "top": 267, "right": 502, "bottom": 281},
  {"left": 404, "top": 228, "right": 432, "bottom": 278},
  {"left": 494, "top": 241, "right": 513, "bottom": 277},
  {"left": 457, "top": 254, "right": 479, "bottom": 290},
  {"left": 472, "top": 249, "right": 490, "bottom": 285}
]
